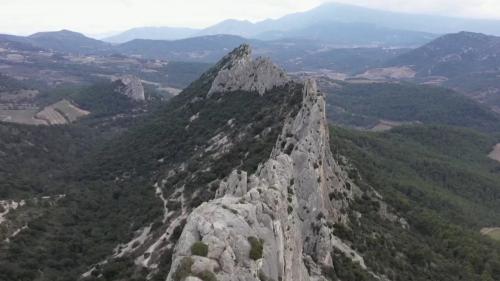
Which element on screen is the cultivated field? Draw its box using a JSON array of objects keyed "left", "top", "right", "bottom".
[
  {"left": 36, "top": 99, "right": 89, "bottom": 124},
  {"left": 0, "top": 109, "right": 47, "bottom": 125},
  {"left": 0, "top": 99, "right": 89, "bottom": 126}
]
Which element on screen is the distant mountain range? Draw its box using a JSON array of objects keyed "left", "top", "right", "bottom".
[
  {"left": 389, "top": 31, "right": 500, "bottom": 77},
  {"left": 0, "top": 29, "right": 112, "bottom": 54},
  {"left": 16, "top": 2, "right": 500, "bottom": 59},
  {"left": 104, "top": 2, "right": 500, "bottom": 43},
  {"left": 385, "top": 31, "right": 500, "bottom": 111},
  {"left": 104, "top": 27, "right": 200, "bottom": 43},
  {"left": 0, "top": 30, "right": 408, "bottom": 73}
]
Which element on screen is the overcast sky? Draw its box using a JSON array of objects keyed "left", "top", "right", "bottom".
[{"left": 2, "top": 0, "right": 500, "bottom": 36}]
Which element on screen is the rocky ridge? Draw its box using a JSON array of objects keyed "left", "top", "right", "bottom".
[
  {"left": 77, "top": 45, "right": 396, "bottom": 281},
  {"left": 208, "top": 44, "right": 289, "bottom": 96},
  {"left": 166, "top": 79, "right": 370, "bottom": 281}
]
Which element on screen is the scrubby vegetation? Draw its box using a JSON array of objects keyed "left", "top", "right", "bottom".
[
  {"left": 248, "top": 236, "right": 264, "bottom": 260},
  {"left": 191, "top": 241, "right": 209, "bottom": 257},
  {"left": 322, "top": 250, "right": 375, "bottom": 281},
  {"left": 172, "top": 257, "right": 194, "bottom": 281}
]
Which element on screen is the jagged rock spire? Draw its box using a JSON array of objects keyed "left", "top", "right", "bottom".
[
  {"left": 208, "top": 44, "right": 289, "bottom": 96},
  {"left": 166, "top": 77, "right": 359, "bottom": 281}
]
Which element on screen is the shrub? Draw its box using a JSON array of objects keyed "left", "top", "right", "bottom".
[
  {"left": 248, "top": 236, "right": 264, "bottom": 260},
  {"left": 172, "top": 257, "right": 194, "bottom": 281},
  {"left": 196, "top": 270, "right": 217, "bottom": 281},
  {"left": 191, "top": 241, "right": 209, "bottom": 257}
]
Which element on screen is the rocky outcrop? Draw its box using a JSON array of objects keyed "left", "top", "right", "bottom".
[
  {"left": 166, "top": 80, "right": 359, "bottom": 281},
  {"left": 114, "top": 75, "right": 145, "bottom": 101},
  {"left": 208, "top": 44, "right": 289, "bottom": 96}
]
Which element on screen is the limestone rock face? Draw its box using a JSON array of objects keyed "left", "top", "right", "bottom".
[
  {"left": 115, "top": 75, "right": 145, "bottom": 101},
  {"left": 208, "top": 44, "right": 289, "bottom": 96},
  {"left": 167, "top": 80, "right": 357, "bottom": 281}
]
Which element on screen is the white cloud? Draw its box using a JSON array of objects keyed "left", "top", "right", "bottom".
[{"left": 0, "top": 0, "right": 499, "bottom": 36}]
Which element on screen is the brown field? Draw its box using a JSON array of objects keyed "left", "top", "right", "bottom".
[{"left": 36, "top": 99, "right": 89, "bottom": 125}]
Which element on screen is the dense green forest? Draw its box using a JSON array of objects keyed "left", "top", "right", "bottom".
[
  {"left": 0, "top": 122, "right": 100, "bottom": 199},
  {"left": 330, "top": 125, "right": 500, "bottom": 280},
  {"left": 324, "top": 82, "right": 500, "bottom": 131}
]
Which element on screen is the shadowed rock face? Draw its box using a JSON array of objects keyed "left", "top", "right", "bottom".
[
  {"left": 208, "top": 44, "right": 289, "bottom": 96},
  {"left": 166, "top": 79, "right": 358, "bottom": 281},
  {"left": 114, "top": 75, "right": 145, "bottom": 101}
]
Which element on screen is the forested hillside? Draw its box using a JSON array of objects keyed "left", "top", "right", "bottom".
[{"left": 330, "top": 125, "right": 500, "bottom": 280}]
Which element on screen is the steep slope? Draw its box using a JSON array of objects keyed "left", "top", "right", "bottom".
[
  {"left": 165, "top": 79, "right": 363, "bottom": 281},
  {"left": 330, "top": 125, "right": 500, "bottom": 280}
]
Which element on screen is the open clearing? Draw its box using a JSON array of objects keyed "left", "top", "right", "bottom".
[
  {"left": 370, "top": 120, "right": 419, "bottom": 132},
  {"left": 481, "top": 227, "right": 500, "bottom": 241},
  {"left": 0, "top": 109, "right": 47, "bottom": 125},
  {"left": 488, "top": 143, "right": 500, "bottom": 162},
  {"left": 356, "top": 66, "right": 416, "bottom": 80}
]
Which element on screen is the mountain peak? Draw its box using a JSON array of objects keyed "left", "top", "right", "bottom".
[
  {"left": 223, "top": 43, "right": 252, "bottom": 62},
  {"left": 208, "top": 44, "right": 289, "bottom": 96}
]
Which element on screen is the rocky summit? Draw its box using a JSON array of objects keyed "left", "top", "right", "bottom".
[{"left": 208, "top": 44, "right": 289, "bottom": 96}]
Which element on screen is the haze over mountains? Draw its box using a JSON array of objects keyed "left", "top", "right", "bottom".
[{"left": 104, "top": 2, "right": 500, "bottom": 43}]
